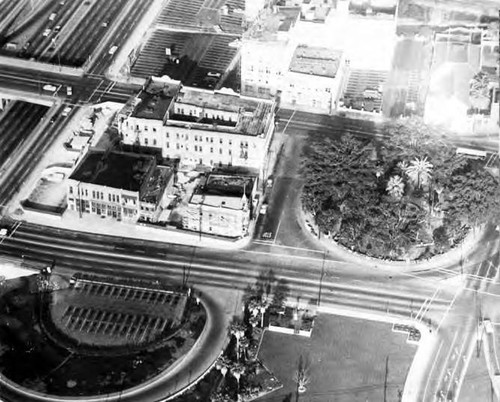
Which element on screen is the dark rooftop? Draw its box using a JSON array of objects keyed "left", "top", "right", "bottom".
[
  {"left": 200, "top": 173, "right": 255, "bottom": 198},
  {"left": 70, "top": 150, "right": 156, "bottom": 192},
  {"left": 131, "top": 78, "right": 181, "bottom": 120},
  {"left": 140, "top": 166, "right": 174, "bottom": 204}
]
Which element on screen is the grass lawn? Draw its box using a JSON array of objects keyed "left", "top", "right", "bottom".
[{"left": 257, "top": 314, "right": 417, "bottom": 402}]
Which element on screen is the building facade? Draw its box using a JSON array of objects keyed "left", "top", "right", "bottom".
[
  {"left": 280, "top": 45, "right": 349, "bottom": 114},
  {"left": 119, "top": 77, "right": 276, "bottom": 174},
  {"left": 67, "top": 150, "right": 174, "bottom": 223},
  {"left": 181, "top": 173, "right": 257, "bottom": 238},
  {"left": 240, "top": 7, "right": 300, "bottom": 99}
]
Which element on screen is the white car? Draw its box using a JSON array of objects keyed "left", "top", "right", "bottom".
[
  {"left": 260, "top": 204, "right": 268, "bottom": 215},
  {"left": 0, "top": 228, "right": 8, "bottom": 236},
  {"left": 62, "top": 106, "right": 72, "bottom": 117},
  {"left": 43, "top": 28, "right": 51, "bottom": 37}
]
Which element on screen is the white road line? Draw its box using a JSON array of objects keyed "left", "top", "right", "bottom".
[
  {"left": 423, "top": 339, "right": 445, "bottom": 401},
  {"left": 273, "top": 218, "right": 283, "bottom": 245},
  {"left": 437, "top": 285, "right": 462, "bottom": 332},
  {"left": 434, "top": 331, "right": 460, "bottom": 400}
]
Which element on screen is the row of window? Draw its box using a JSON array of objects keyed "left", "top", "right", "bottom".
[{"left": 166, "top": 142, "right": 236, "bottom": 156}]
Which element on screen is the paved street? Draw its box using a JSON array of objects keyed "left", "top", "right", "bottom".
[{"left": 0, "top": 9, "right": 498, "bottom": 400}]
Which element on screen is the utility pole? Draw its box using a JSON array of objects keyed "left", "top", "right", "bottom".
[
  {"left": 317, "top": 251, "right": 326, "bottom": 308},
  {"left": 383, "top": 355, "right": 389, "bottom": 402}
]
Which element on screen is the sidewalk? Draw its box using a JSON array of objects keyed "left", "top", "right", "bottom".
[{"left": 17, "top": 208, "right": 252, "bottom": 251}]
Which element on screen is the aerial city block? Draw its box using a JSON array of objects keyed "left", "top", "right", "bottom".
[{"left": 0, "top": 0, "right": 499, "bottom": 401}]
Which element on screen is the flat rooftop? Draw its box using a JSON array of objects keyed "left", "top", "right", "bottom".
[
  {"left": 246, "top": 6, "right": 300, "bottom": 39},
  {"left": 131, "top": 78, "right": 181, "bottom": 120},
  {"left": 70, "top": 150, "right": 155, "bottom": 192},
  {"left": 289, "top": 45, "right": 343, "bottom": 78},
  {"left": 171, "top": 88, "right": 274, "bottom": 136},
  {"left": 140, "top": 166, "right": 174, "bottom": 204}
]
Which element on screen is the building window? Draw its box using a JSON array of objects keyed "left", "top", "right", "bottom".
[
  {"left": 229, "top": 140, "right": 232, "bottom": 146},
  {"left": 229, "top": 150, "right": 232, "bottom": 155},
  {"left": 210, "top": 147, "right": 213, "bottom": 153},
  {"left": 85, "top": 189, "right": 88, "bottom": 197},
  {"left": 153, "top": 139, "right": 157, "bottom": 146},
  {"left": 92, "top": 190, "right": 95, "bottom": 198},
  {"left": 194, "top": 145, "right": 198, "bottom": 151},
  {"left": 194, "top": 135, "right": 198, "bottom": 141},
  {"left": 153, "top": 127, "right": 157, "bottom": 132},
  {"left": 199, "top": 146, "right": 202, "bottom": 152},
  {"left": 186, "top": 145, "right": 189, "bottom": 151},
  {"left": 108, "top": 194, "right": 111, "bottom": 202},
  {"left": 176, "top": 143, "right": 180, "bottom": 149},
  {"left": 144, "top": 126, "right": 148, "bottom": 131},
  {"left": 144, "top": 138, "right": 148, "bottom": 145},
  {"left": 176, "top": 133, "right": 179, "bottom": 139},
  {"left": 205, "top": 137, "right": 209, "bottom": 142},
  {"left": 219, "top": 148, "right": 222, "bottom": 154},
  {"left": 199, "top": 158, "right": 202, "bottom": 165},
  {"left": 210, "top": 137, "right": 213, "bottom": 143},
  {"left": 166, "top": 142, "right": 169, "bottom": 148},
  {"left": 166, "top": 132, "right": 169, "bottom": 138},
  {"left": 117, "top": 195, "right": 120, "bottom": 203},
  {"left": 69, "top": 186, "right": 73, "bottom": 194},
  {"left": 220, "top": 138, "right": 223, "bottom": 144}
]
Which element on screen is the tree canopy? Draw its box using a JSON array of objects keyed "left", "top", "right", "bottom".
[{"left": 301, "top": 118, "right": 500, "bottom": 260}]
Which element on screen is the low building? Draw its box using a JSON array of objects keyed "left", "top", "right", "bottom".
[
  {"left": 280, "top": 45, "right": 349, "bottom": 114},
  {"left": 119, "top": 77, "right": 276, "bottom": 174},
  {"left": 67, "top": 150, "right": 174, "bottom": 223},
  {"left": 181, "top": 172, "right": 257, "bottom": 238}
]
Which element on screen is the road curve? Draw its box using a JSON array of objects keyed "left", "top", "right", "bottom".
[{"left": 0, "top": 289, "right": 228, "bottom": 402}]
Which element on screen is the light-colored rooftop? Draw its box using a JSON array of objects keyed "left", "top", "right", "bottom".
[
  {"left": 170, "top": 87, "right": 274, "bottom": 136},
  {"left": 289, "top": 45, "right": 343, "bottom": 78}
]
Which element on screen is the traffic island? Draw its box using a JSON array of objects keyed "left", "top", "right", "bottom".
[{"left": 0, "top": 272, "right": 209, "bottom": 398}]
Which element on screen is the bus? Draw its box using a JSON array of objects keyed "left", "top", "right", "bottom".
[{"left": 456, "top": 147, "right": 487, "bottom": 160}]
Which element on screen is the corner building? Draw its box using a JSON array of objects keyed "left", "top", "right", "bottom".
[{"left": 118, "top": 77, "right": 276, "bottom": 175}]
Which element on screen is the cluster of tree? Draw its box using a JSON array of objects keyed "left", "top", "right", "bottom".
[
  {"left": 209, "top": 271, "right": 290, "bottom": 402},
  {"left": 301, "top": 118, "right": 500, "bottom": 259}
]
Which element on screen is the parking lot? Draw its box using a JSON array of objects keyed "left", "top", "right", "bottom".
[
  {"left": 51, "top": 278, "right": 187, "bottom": 347},
  {"left": 0, "top": 0, "right": 151, "bottom": 68}
]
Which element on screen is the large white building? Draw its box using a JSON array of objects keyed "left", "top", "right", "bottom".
[
  {"left": 280, "top": 45, "right": 349, "bottom": 114},
  {"left": 119, "top": 77, "right": 276, "bottom": 174},
  {"left": 240, "top": 7, "right": 300, "bottom": 99}
]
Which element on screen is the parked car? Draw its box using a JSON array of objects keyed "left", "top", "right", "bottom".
[{"left": 0, "top": 228, "right": 8, "bottom": 236}]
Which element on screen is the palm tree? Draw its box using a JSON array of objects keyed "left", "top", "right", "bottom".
[
  {"left": 386, "top": 175, "right": 405, "bottom": 199},
  {"left": 404, "top": 157, "right": 433, "bottom": 188},
  {"left": 215, "top": 355, "right": 232, "bottom": 378},
  {"left": 238, "top": 336, "right": 250, "bottom": 361},
  {"left": 293, "top": 367, "right": 311, "bottom": 394},
  {"left": 229, "top": 321, "right": 246, "bottom": 361},
  {"left": 230, "top": 362, "right": 245, "bottom": 390}
]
